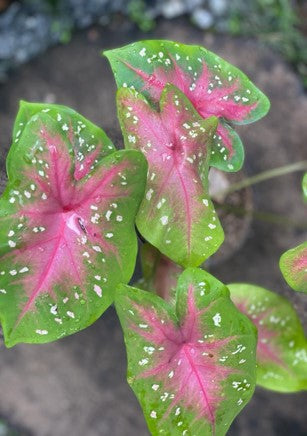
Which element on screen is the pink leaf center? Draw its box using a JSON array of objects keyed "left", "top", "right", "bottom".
[
  {"left": 131, "top": 286, "right": 235, "bottom": 432},
  {"left": 6, "top": 124, "right": 127, "bottom": 323}
]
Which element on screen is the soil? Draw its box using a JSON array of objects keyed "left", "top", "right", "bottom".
[
  {"left": 0, "top": 16, "right": 306, "bottom": 436},
  {"left": 209, "top": 169, "right": 253, "bottom": 266}
]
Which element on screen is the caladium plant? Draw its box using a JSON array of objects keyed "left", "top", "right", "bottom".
[
  {"left": 115, "top": 268, "right": 257, "bottom": 436},
  {"left": 137, "top": 245, "right": 307, "bottom": 393},
  {"left": 105, "top": 39, "right": 270, "bottom": 172},
  {"left": 279, "top": 241, "right": 307, "bottom": 294},
  {"left": 228, "top": 284, "right": 307, "bottom": 392},
  {"left": 0, "top": 102, "right": 147, "bottom": 346},
  {"left": 117, "top": 84, "right": 224, "bottom": 267}
]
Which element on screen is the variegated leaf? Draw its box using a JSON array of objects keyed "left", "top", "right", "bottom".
[
  {"left": 10, "top": 101, "right": 115, "bottom": 173},
  {"left": 302, "top": 172, "right": 307, "bottom": 202},
  {"left": 117, "top": 84, "right": 224, "bottom": 267},
  {"left": 116, "top": 268, "right": 257, "bottom": 436},
  {"left": 0, "top": 102, "right": 147, "bottom": 346},
  {"left": 105, "top": 39, "right": 270, "bottom": 172},
  {"left": 279, "top": 241, "right": 307, "bottom": 293},
  {"left": 228, "top": 283, "right": 307, "bottom": 392}
]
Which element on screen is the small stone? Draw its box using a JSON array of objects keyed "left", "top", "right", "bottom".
[
  {"left": 192, "top": 8, "right": 214, "bottom": 30},
  {"left": 208, "top": 168, "right": 230, "bottom": 203},
  {"left": 161, "top": 0, "right": 186, "bottom": 19},
  {"left": 208, "top": 0, "right": 228, "bottom": 16}
]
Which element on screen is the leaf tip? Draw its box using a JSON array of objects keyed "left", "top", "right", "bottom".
[{"left": 102, "top": 48, "right": 113, "bottom": 59}]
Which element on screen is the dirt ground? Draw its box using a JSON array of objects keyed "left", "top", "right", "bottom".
[{"left": 0, "top": 16, "right": 306, "bottom": 436}]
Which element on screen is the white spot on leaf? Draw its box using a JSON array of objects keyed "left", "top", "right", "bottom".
[
  {"left": 212, "top": 313, "right": 221, "bottom": 327},
  {"left": 94, "top": 284, "right": 102, "bottom": 297}
]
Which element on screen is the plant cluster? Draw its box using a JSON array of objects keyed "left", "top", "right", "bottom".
[{"left": 0, "top": 40, "right": 306, "bottom": 435}]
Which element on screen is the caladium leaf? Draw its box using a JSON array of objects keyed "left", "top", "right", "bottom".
[
  {"left": 9, "top": 101, "right": 116, "bottom": 174},
  {"left": 279, "top": 241, "right": 307, "bottom": 293},
  {"left": 0, "top": 102, "right": 147, "bottom": 347},
  {"left": 117, "top": 85, "right": 224, "bottom": 267},
  {"left": 303, "top": 172, "right": 307, "bottom": 202},
  {"left": 116, "top": 268, "right": 257, "bottom": 436},
  {"left": 136, "top": 243, "right": 183, "bottom": 303},
  {"left": 105, "top": 39, "right": 270, "bottom": 172},
  {"left": 228, "top": 283, "right": 307, "bottom": 392}
]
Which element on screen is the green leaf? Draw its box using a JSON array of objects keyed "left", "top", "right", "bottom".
[
  {"left": 302, "top": 172, "right": 307, "bottom": 202},
  {"left": 117, "top": 84, "right": 224, "bottom": 267},
  {"left": 228, "top": 283, "right": 307, "bottom": 392},
  {"left": 0, "top": 102, "right": 147, "bottom": 346},
  {"left": 105, "top": 39, "right": 270, "bottom": 172},
  {"left": 9, "top": 101, "right": 115, "bottom": 175},
  {"left": 115, "top": 268, "right": 257, "bottom": 436},
  {"left": 279, "top": 241, "right": 307, "bottom": 293}
]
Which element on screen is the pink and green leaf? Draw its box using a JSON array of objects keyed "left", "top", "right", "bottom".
[
  {"left": 136, "top": 243, "right": 183, "bottom": 303},
  {"left": 0, "top": 102, "right": 147, "bottom": 347},
  {"left": 9, "top": 101, "right": 115, "bottom": 175},
  {"left": 116, "top": 268, "right": 257, "bottom": 436},
  {"left": 279, "top": 241, "right": 307, "bottom": 293},
  {"left": 117, "top": 84, "right": 224, "bottom": 267},
  {"left": 228, "top": 283, "right": 307, "bottom": 392},
  {"left": 105, "top": 39, "right": 270, "bottom": 172}
]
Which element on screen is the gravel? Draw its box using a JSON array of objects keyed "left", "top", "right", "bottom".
[{"left": 0, "top": 0, "right": 231, "bottom": 81}]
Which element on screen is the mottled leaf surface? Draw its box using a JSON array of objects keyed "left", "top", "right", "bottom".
[
  {"left": 0, "top": 102, "right": 147, "bottom": 346},
  {"left": 228, "top": 283, "right": 307, "bottom": 392},
  {"left": 279, "top": 241, "right": 307, "bottom": 293},
  {"left": 9, "top": 101, "right": 115, "bottom": 173},
  {"left": 116, "top": 268, "right": 257, "bottom": 436},
  {"left": 105, "top": 39, "right": 270, "bottom": 172},
  {"left": 118, "top": 85, "right": 224, "bottom": 267},
  {"left": 303, "top": 172, "right": 307, "bottom": 202},
  {"left": 136, "top": 243, "right": 183, "bottom": 303}
]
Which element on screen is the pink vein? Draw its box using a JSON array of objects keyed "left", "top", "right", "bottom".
[
  {"left": 63, "top": 235, "right": 82, "bottom": 284},
  {"left": 174, "top": 163, "right": 191, "bottom": 255},
  {"left": 72, "top": 164, "right": 127, "bottom": 210},
  {"left": 164, "top": 371, "right": 193, "bottom": 417},
  {"left": 2, "top": 236, "right": 59, "bottom": 259},
  {"left": 183, "top": 345, "right": 215, "bottom": 434},
  {"left": 121, "top": 96, "right": 163, "bottom": 145},
  {"left": 51, "top": 147, "right": 64, "bottom": 205},
  {"left": 131, "top": 303, "right": 181, "bottom": 345},
  {"left": 17, "top": 218, "right": 66, "bottom": 322},
  {"left": 147, "top": 164, "right": 175, "bottom": 218}
]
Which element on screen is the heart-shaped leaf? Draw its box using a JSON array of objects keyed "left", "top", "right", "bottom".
[
  {"left": 136, "top": 243, "right": 183, "bottom": 303},
  {"left": 228, "top": 283, "right": 307, "bottom": 392},
  {"left": 117, "top": 84, "right": 224, "bottom": 267},
  {"left": 0, "top": 102, "right": 147, "bottom": 347},
  {"left": 105, "top": 39, "right": 270, "bottom": 172},
  {"left": 116, "top": 268, "right": 257, "bottom": 436},
  {"left": 279, "top": 241, "right": 307, "bottom": 293}
]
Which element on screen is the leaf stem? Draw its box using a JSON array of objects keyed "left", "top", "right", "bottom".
[{"left": 219, "top": 161, "right": 307, "bottom": 196}]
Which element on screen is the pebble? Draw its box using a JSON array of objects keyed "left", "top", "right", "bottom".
[
  {"left": 192, "top": 7, "right": 214, "bottom": 29},
  {"left": 209, "top": 0, "right": 227, "bottom": 16},
  {"left": 0, "top": 0, "right": 231, "bottom": 82},
  {"left": 160, "top": 0, "right": 187, "bottom": 19}
]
